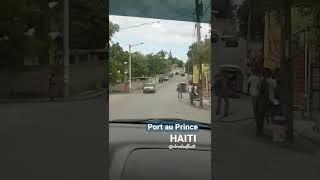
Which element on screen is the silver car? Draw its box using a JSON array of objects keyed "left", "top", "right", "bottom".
[{"left": 143, "top": 83, "right": 156, "bottom": 93}]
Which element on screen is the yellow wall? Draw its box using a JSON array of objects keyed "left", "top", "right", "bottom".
[
  {"left": 192, "top": 64, "right": 209, "bottom": 84},
  {"left": 264, "top": 10, "right": 281, "bottom": 71}
]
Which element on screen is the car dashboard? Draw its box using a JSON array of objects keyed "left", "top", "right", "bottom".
[{"left": 108, "top": 123, "right": 211, "bottom": 180}]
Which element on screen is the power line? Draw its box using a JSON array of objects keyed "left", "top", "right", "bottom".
[
  {"left": 119, "top": 21, "right": 160, "bottom": 29},
  {"left": 118, "top": 14, "right": 194, "bottom": 30}
]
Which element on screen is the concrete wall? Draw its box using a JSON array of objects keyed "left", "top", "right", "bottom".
[
  {"left": 0, "top": 66, "right": 63, "bottom": 98},
  {"left": 0, "top": 63, "right": 105, "bottom": 98},
  {"left": 109, "top": 80, "right": 147, "bottom": 93},
  {"left": 69, "top": 62, "right": 105, "bottom": 94}
]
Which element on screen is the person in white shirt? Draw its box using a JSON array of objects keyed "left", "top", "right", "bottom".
[{"left": 248, "top": 70, "right": 261, "bottom": 118}]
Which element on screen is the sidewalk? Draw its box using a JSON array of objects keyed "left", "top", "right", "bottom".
[
  {"left": 213, "top": 95, "right": 253, "bottom": 122},
  {"left": 0, "top": 89, "right": 106, "bottom": 104},
  {"left": 293, "top": 113, "right": 320, "bottom": 146},
  {"left": 214, "top": 95, "right": 320, "bottom": 145}
]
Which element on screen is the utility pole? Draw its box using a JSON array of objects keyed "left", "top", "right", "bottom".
[
  {"left": 153, "top": 56, "right": 155, "bottom": 75},
  {"left": 128, "top": 43, "right": 143, "bottom": 93},
  {"left": 280, "top": 0, "right": 293, "bottom": 141},
  {"left": 245, "top": 0, "right": 253, "bottom": 75},
  {"left": 195, "top": 0, "right": 203, "bottom": 106},
  {"left": 63, "top": 0, "right": 70, "bottom": 97},
  {"left": 129, "top": 45, "right": 132, "bottom": 93}
]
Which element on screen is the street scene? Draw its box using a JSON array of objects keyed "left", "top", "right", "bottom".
[
  {"left": 110, "top": 74, "right": 210, "bottom": 123},
  {"left": 1, "top": 1, "right": 107, "bottom": 180},
  {"left": 109, "top": 14, "right": 211, "bottom": 123},
  {"left": 213, "top": 0, "right": 320, "bottom": 179}
]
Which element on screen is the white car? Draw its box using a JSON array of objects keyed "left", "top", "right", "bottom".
[{"left": 143, "top": 83, "right": 156, "bottom": 93}]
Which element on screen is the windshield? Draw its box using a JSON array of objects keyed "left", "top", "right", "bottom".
[
  {"left": 144, "top": 84, "right": 155, "bottom": 87},
  {"left": 109, "top": 12, "right": 211, "bottom": 124}
]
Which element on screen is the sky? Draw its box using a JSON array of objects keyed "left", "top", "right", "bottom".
[{"left": 110, "top": 15, "right": 210, "bottom": 62}]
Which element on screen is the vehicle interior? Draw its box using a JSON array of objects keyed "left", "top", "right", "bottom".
[
  {"left": 109, "top": 0, "right": 211, "bottom": 179},
  {"left": 109, "top": 119, "right": 211, "bottom": 180}
]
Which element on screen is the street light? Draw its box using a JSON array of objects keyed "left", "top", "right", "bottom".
[
  {"left": 124, "top": 61, "right": 128, "bottom": 83},
  {"left": 129, "top": 43, "right": 143, "bottom": 93}
]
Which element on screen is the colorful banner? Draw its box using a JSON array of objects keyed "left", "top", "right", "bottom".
[
  {"left": 193, "top": 65, "right": 199, "bottom": 84},
  {"left": 264, "top": 10, "right": 281, "bottom": 71},
  {"left": 193, "top": 64, "right": 209, "bottom": 84}
]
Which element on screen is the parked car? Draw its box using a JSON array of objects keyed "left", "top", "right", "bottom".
[
  {"left": 220, "top": 31, "right": 233, "bottom": 41},
  {"left": 225, "top": 37, "right": 239, "bottom": 47},
  {"left": 143, "top": 83, "right": 156, "bottom": 93},
  {"left": 214, "top": 65, "right": 244, "bottom": 98},
  {"left": 164, "top": 76, "right": 169, "bottom": 81},
  {"left": 180, "top": 72, "right": 185, "bottom": 76},
  {"left": 175, "top": 72, "right": 179, "bottom": 75}
]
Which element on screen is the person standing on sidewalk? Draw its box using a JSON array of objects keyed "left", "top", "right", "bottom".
[
  {"left": 176, "top": 84, "right": 183, "bottom": 99},
  {"left": 215, "top": 71, "right": 230, "bottom": 117},
  {"left": 248, "top": 70, "right": 261, "bottom": 120},
  {"left": 189, "top": 82, "right": 194, "bottom": 104},
  {"left": 256, "top": 69, "right": 270, "bottom": 136},
  {"left": 48, "top": 72, "right": 58, "bottom": 101}
]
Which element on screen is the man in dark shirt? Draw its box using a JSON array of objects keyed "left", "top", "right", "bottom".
[{"left": 215, "top": 71, "right": 229, "bottom": 117}]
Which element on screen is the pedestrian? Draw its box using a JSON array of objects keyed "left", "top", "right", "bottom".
[
  {"left": 48, "top": 72, "right": 57, "bottom": 101},
  {"left": 267, "top": 69, "right": 277, "bottom": 104},
  {"left": 255, "top": 68, "right": 271, "bottom": 136},
  {"left": 248, "top": 70, "right": 261, "bottom": 120},
  {"left": 189, "top": 82, "right": 194, "bottom": 104},
  {"left": 176, "top": 84, "right": 183, "bottom": 99},
  {"left": 215, "top": 71, "right": 230, "bottom": 117},
  {"left": 247, "top": 72, "right": 251, "bottom": 95}
]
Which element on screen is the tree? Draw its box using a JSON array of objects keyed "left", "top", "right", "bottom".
[
  {"left": 0, "top": 0, "right": 49, "bottom": 65},
  {"left": 109, "top": 42, "right": 128, "bottom": 82},
  {"left": 131, "top": 52, "right": 149, "bottom": 77},
  {"left": 70, "top": 0, "right": 107, "bottom": 49},
  {"left": 109, "top": 21, "right": 119, "bottom": 41},
  {"left": 187, "top": 38, "right": 211, "bottom": 65}
]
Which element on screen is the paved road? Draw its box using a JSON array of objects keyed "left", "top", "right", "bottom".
[
  {"left": 109, "top": 75, "right": 210, "bottom": 123},
  {"left": 0, "top": 98, "right": 105, "bottom": 180},
  {"left": 214, "top": 118, "right": 320, "bottom": 180}
]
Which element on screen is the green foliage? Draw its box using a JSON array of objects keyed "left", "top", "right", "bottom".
[
  {"left": 70, "top": 0, "right": 106, "bottom": 49},
  {"left": 109, "top": 21, "right": 119, "bottom": 41},
  {"left": 109, "top": 42, "right": 182, "bottom": 83},
  {"left": 187, "top": 38, "right": 211, "bottom": 65},
  {"left": 0, "top": 0, "right": 107, "bottom": 65}
]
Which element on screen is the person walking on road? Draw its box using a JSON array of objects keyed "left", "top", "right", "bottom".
[
  {"left": 248, "top": 70, "right": 261, "bottom": 120},
  {"left": 176, "top": 84, "right": 183, "bottom": 99},
  {"left": 215, "top": 71, "right": 230, "bottom": 117}
]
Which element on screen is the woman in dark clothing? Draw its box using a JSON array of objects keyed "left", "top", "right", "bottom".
[{"left": 48, "top": 72, "right": 58, "bottom": 101}]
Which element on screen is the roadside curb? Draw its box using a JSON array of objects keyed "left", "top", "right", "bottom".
[
  {"left": 295, "top": 131, "right": 320, "bottom": 146},
  {"left": 0, "top": 90, "right": 106, "bottom": 104},
  {"left": 217, "top": 116, "right": 320, "bottom": 146}
]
